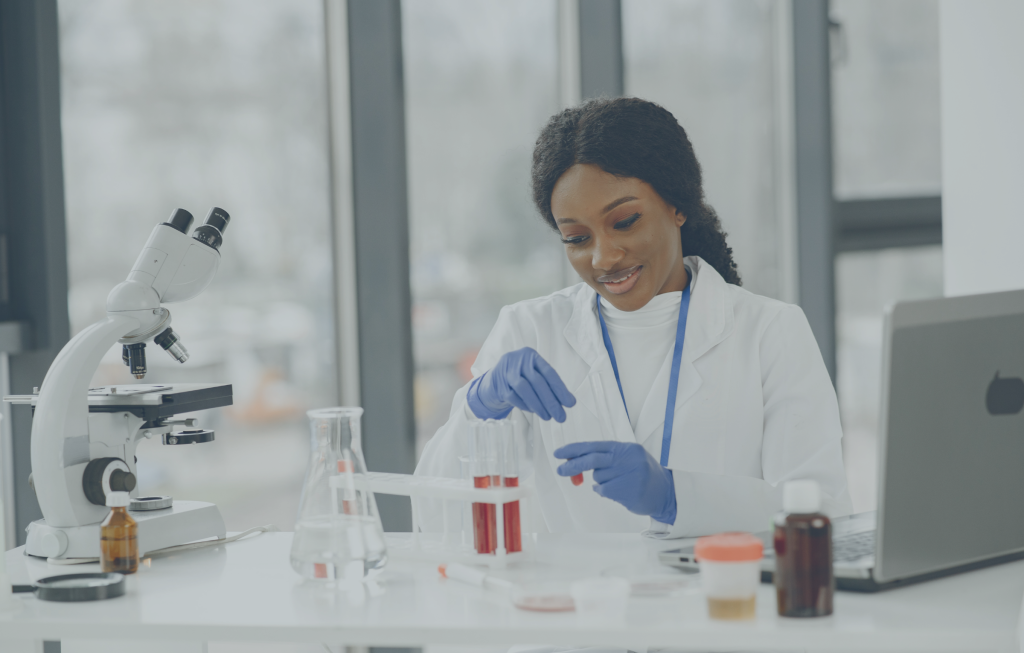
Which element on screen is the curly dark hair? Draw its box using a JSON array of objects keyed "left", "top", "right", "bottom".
[{"left": 531, "top": 97, "right": 741, "bottom": 286}]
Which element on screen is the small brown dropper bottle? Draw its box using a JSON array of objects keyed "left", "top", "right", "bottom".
[
  {"left": 101, "top": 491, "right": 139, "bottom": 574},
  {"left": 774, "top": 480, "right": 833, "bottom": 617}
]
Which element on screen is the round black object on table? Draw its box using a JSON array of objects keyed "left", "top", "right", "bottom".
[{"left": 35, "top": 573, "right": 126, "bottom": 602}]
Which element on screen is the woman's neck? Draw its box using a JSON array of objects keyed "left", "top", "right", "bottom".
[{"left": 655, "top": 257, "right": 689, "bottom": 296}]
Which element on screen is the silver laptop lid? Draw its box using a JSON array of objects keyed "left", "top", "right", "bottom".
[{"left": 876, "top": 288, "right": 1024, "bottom": 582}]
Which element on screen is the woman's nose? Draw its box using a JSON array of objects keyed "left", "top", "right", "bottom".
[{"left": 591, "top": 236, "right": 624, "bottom": 272}]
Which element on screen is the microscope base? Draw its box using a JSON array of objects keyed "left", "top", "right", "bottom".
[{"left": 26, "top": 500, "right": 226, "bottom": 560}]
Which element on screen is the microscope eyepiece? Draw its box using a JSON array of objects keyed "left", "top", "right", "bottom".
[
  {"left": 155, "top": 327, "right": 189, "bottom": 364},
  {"left": 192, "top": 207, "right": 230, "bottom": 251},
  {"left": 162, "top": 208, "right": 195, "bottom": 234}
]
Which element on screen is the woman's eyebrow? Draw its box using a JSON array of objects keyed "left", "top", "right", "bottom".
[{"left": 602, "top": 196, "right": 639, "bottom": 214}]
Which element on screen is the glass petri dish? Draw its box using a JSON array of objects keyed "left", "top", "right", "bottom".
[
  {"left": 511, "top": 581, "right": 575, "bottom": 612},
  {"left": 601, "top": 563, "right": 699, "bottom": 597}
]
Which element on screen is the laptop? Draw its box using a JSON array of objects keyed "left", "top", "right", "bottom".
[{"left": 660, "top": 287, "right": 1024, "bottom": 591}]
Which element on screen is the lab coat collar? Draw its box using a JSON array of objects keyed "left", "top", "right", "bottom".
[{"left": 561, "top": 256, "right": 734, "bottom": 446}]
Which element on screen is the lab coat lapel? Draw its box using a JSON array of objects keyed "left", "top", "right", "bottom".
[
  {"left": 562, "top": 285, "right": 636, "bottom": 444},
  {"left": 635, "top": 258, "right": 735, "bottom": 449}
]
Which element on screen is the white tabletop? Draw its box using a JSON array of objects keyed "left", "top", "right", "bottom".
[{"left": 3, "top": 531, "right": 1023, "bottom": 652}]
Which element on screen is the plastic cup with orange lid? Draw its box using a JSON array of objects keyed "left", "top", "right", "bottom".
[{"left": 694, "top": 532, "right": 764, "bottom": 620}]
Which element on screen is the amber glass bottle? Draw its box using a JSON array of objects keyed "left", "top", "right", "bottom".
[
  {"left": 101, "top": 492, "right": 139, "bottom": 574},
  {"left": 774, "top": 480, "right": 833, "bottom": 617}
]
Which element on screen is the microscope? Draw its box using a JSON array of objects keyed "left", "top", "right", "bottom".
[{"left": 5, "top": 208, "right": 234, "bottom": 560}]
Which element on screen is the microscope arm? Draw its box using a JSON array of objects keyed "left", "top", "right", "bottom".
[{"left": 31, "top": 314, "right": 143, "bottom": 528}]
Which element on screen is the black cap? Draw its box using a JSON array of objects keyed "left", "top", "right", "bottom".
[
  {"left": 162, "top": 208, "right": 194, "bottom": 234},
  {"left": 204, "top": 207, "right": 230, "bottom": 234}
]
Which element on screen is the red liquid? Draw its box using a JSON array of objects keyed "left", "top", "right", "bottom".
[
  {"left": 472, "top": 475, "right": 496, "bottom": 554},
  {"left": 571, "top": 473, "right": 584, "bottom": 486},
  {"left": 503, "top": 477, "right": 522, "bottom": 553}
]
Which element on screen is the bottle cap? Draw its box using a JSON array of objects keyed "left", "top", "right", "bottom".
[
  {"left": 783, "top": 479, "right": 822, "bottom": 514},
  {"left": 694, "top": 532, "right": 763, "bottom": 562},
  {"left": 106, "top": 492, "right": 131, "bottom": 508}
]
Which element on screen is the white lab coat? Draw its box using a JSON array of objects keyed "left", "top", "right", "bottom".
[{"left": 415, "top": 256, "right": 853, "bottom": 537}]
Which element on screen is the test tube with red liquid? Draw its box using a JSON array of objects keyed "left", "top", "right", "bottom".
[
  {"left": 470, "top": 421, "right": 496, "bottom": 554},
  {"left": 500, "top": 420, "right": 522, "bottom": 553}
]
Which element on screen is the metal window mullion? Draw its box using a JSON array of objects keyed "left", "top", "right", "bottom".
[
  {"left": 323, "top": 0, "right": 361, "bottom": 408},
  {"left": 792, "top": 0, "right": 836, "bottom": 381},
  {"left": 578, "top": 0, "right": 623, "bottom": 100},
  {"left": 346, "top": 0, "right": 414, "bottom": 533}
]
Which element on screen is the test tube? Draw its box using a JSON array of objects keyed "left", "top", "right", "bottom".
[
  {"left": 556, "top": 414, "right": 584, "bottom": 486},
  {"left": 470, "top": 420, "right": 495, "bottom": 554},
  {"left": 501, "top": 420, "right": 522, "bottom": 553}
]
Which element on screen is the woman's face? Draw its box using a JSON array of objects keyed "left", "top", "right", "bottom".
[{"left": 551, "top": 164, "right": 688, "bottom": 312}]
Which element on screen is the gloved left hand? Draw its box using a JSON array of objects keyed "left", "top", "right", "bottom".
[{"left": 554, "top": 441, "right": 677, "bottom": 524}]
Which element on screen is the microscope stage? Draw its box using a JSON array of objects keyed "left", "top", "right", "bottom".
[{"left": 4, "top": 383, "right": 233, "bottom": 420}]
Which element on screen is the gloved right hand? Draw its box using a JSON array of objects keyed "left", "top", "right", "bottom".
[{"left": 467, "top": 347, "right": 576, "bottom": 422}]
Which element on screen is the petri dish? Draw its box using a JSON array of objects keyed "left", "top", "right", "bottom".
[
  {"left": 601, "top": 563, "right": 699, "bottom": 597},
  {"left": 511, "top": 581, "right": 575, "bottom": 612}
]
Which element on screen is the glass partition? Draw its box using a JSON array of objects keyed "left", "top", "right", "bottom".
[
  {"left": 402, "top": 0, "right": 563, "bottom": 455},
  {"left": 830, "top": 0, "right": 941, "bottom": 199},
  {"left": 58, "top": 0, "right": 334, "bottom": 531},
  {"left": 835, "top": 246, "right": 943, "bottom": 512},
  {"left": 623, "top": 0, "right": 786, "bottom": 300}
]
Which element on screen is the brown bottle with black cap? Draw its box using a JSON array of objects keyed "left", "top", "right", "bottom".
[
  {"left": 101, "top": 492, "right": 138, "bottom": 574},
  {"left": 774, "top": 479, "right": 833, "bottom": 617}
]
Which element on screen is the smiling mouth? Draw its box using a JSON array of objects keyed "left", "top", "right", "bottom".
[{"left": 597, "top": 265, "right": 642, "bottom": 293}]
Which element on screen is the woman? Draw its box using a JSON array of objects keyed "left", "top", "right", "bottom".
[{"left": 416, "top": 97, "right": 852, "bottom": 537}]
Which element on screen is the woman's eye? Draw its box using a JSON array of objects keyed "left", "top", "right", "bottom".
[
  {"left": 561, "top": 235, "right": 588, "bottom": 246},
  {"left": 614, "top": 213, "right": 641, "bottom": 230}
]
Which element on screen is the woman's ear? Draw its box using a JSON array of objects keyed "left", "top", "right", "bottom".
[{"left": 675, "top": 209, "right": 687, "bottom": 228}]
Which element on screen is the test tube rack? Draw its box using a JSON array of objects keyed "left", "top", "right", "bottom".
[{"left": 361, "top": 472, "right": 534, "bottom": 567}]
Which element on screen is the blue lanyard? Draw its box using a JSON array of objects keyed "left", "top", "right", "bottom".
[{"left": 596, "top": 285, "right": 691, "bottom": 467}]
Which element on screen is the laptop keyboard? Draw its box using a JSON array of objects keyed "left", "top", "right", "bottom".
[{"left": 833, "top": 530, "right": 875, "bottom": 562}]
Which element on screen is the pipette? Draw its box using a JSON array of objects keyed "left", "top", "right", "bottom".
[{"left": 438, "top": 562, "right": 513, "bottom": 591}]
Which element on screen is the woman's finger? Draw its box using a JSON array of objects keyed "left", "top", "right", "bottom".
[
  {"left": 556, "top": 451, "right": 616, "bottom": 476},
  {"left": 554, "top": 441, "right": 621, "bottom": 459},
  {"left": 509, "top": 377, "right": 552, "bottom": 420},
  {"left": 532, "top": 354, "right": 576, "bottom": 408},
  {"left": 522, "top": 363, "right": 566, "bottom": 422}
]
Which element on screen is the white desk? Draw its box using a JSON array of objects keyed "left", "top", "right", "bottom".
[{"left": 3, "top": 532, "right": 1023, "bottom": 652}]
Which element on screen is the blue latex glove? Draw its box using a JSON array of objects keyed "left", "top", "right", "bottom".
[
  {"left": 467, "top": 347, "right": 576, "bottom": 422},
  {"left": 554, "top": 441, "right": 677, "bottom": 524}
]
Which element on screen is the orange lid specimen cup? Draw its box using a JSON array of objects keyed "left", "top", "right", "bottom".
[{"left": 694, "top": 532, "right": 763, "bottom": 562}]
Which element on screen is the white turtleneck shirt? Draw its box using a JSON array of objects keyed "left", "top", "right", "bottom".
[{"left": 599, "top": 272, "right": 693, "bottom": 432}]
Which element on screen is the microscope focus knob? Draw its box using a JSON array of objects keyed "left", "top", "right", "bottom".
[
  {"left": 37, "top": 531, "right": 68, "bottom": 559},
  {"left": 82, "top": 458, "right": 135, "bottom": 506}
]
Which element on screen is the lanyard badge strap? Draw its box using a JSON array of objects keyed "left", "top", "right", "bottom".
[{"left": 596, "top": 285, "right": 691, "bottom": 467}]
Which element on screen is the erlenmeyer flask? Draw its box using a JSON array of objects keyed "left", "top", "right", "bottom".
[{"left": 290, "top": 407, "right": 387, "bottom": 580}]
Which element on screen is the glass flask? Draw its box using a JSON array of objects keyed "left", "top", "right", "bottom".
[{"left": 290, "top": 407, "right": 388, "bottom": 581}]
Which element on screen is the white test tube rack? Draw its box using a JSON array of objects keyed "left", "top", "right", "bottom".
[{"left": 359, "top": 472, "right": 534, "bottom": 567}]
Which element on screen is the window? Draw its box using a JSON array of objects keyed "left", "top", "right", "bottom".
[
  {"left": 623, "top": 0, "right": 788, "bottom": 300},
  {"left": 402, "top": 0, "right": 563, "bottom": 454},
  {"left": 830, "top": 1, "right": 942, "bottom": 511},
  {"left": 835, "top": 246, "right": 943, "bottom": 511},
  {"left": 58, "top": 0, "right": 334, "bottom": 531},
  {"left": 831, "top": 0, "right": 941, "bottom": 200}
]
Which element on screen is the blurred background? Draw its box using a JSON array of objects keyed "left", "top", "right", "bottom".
[{"left": 3, "top": 0, "right": 941, "bottom": 540}]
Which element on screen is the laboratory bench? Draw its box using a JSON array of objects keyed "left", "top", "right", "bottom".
[{"left": 3, "top": 531, "right": 1023, "bottom": 653}]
